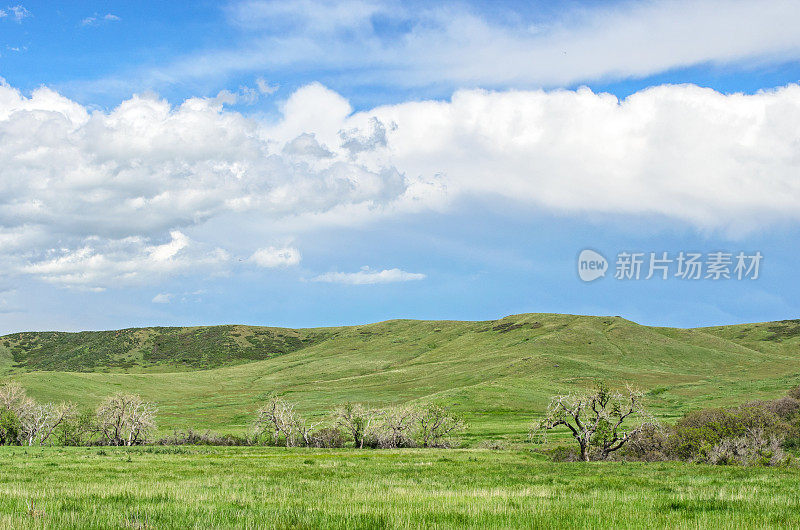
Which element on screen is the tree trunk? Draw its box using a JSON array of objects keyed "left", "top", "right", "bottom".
[{"left": 580, "top": 442, "right": 590, "bottom": 462}]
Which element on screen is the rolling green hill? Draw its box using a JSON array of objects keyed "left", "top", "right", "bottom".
[
  {"left": 1, "top": 314, "right": 799, "bottom": 442},
  {"left": 0, "top": 325, "right": 331, "bottom": 371}
]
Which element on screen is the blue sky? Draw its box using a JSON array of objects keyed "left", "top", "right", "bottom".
[{"left": 2, "top": 0, "right": 800, "bottom": 333}]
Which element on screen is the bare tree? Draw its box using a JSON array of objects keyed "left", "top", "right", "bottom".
[
  {"left": 292, "top": 416, "right": 320, "bottom": 447},
  {"left": 334, "top": 403, "right": 377, "bottom": 449},
  {"left": 374, "top": 406, "right": 419, "bottom": 448},
  {"left": 254, "top": 395, "right": 299, "bottom": 446},
  {"left": 19, "top": 401, "right": 77, "bottom": 446},
  {"left": 417, "top": 404, "right": 465, "bottom": 448},
  {"left": 0, "top": 382, "right": 28, "bottom": 412},
  {"left": 0, "top": 382, "right": 77, "bottom": 445},
  {"left": 535, "top": 383, "right": 656, "bottom": 461},
  {"left": 96, "top": 393, "right": 157, "bottom": 446}
]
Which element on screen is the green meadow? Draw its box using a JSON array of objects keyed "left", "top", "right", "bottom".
[{"left": 0, "top": 446, "right": 798, "bottom": 529}]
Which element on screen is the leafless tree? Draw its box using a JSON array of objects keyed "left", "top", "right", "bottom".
[
  {"left": 0, "top": 382, "right": 28, "bottom": 412},
  {"left": 417, "top": 404, "right": 465, "bottom": 448},
  {"left": 334, "top": 403, "right": 377, "bottom": 449},
  {"left": 535, "top": 383, "right": 656, "bottom": 461},
  {"left": 96, "top": 393, "right": 157, "bottom": 446},
  {"left": 19, "top": 401, "right": 77, "bottom": 446},
  {"left": 374, "top": 405, "right": 418, "bottom": 448},
  {"left": 0, "top": 382, "right": 77, "bottom": 445},
  {"left": 254, "top": 395, "right": 299, "bottom": 446},
  {"left": 292, "top": 416, "right": 320, "bottom": 447}
]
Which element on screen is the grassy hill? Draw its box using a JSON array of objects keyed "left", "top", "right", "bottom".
[
  {"left": 0, "top": 325, "right": 331, "bottom": 371},
  {"left": 1, "top": 313, "right": 799, "bottom": 442}
]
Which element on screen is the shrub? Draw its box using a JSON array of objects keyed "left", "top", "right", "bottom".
[
  {"left": 57, "top": 409, "right": 95, "bottom": 446},
  {"left": 707, "top": 429, "right": 789, "bottom": 466},
  {"left": 783, "top": 415, "right": 800, "bottom": 451},
  {"left": 671, "top": 405, "right": 786, "bottom": 461},
  {"left": 0, "top": 408, "right": 20, "bottom": 446},
  {"left": 309, "top": 427, "right": 347, "bottom": 448},
  {"left": 746, "top": 397, "right": 800, "bottom": 421},
  {"left": 618, "top": 423, "right": 671, "bottom": 462},
  {"left": 544, "top": 445, "right": 580, "bottom": 462},
  {"left": 156, "top": 429, "right": 250, "bottom": 446}
]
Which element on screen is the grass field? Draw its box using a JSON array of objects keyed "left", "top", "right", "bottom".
[
  {"left": 0, "top": 446, "right": 798, "bottom": 529},
  {"left": 1, "top": 314, "right": 799, "bottom": 528},
  {"left": 2, "top": 313, "right": 799, "bottom": 440}
]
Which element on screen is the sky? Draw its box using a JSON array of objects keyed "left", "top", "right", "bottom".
[{"left": 2, "top": 0, "right": 800, "bottom": 333}]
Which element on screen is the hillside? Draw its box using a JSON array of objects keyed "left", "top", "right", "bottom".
[
  {"left": 2, "top": 314, "right": 799, "bottom": 441},
  {"left": 0, "top": 325, "right": 332, "bottom": 371}
]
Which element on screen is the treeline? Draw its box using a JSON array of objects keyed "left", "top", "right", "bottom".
[
  {"left": 538, "top": 383, "right": 800, "bottom": 466},
  {"left": 0, "top": 383, "right": 156, "bottom": 446},
  {"left": 0, "top": 384, "right": 464, "bottom": 449},
  {"left": 251, "top": 396, "right": 465, "bottom": 448}
]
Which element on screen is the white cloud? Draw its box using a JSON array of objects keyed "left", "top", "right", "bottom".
[
  {"left": 19, "top": 231, "right": 229, "bottom": 289},
  {"left": 357, "top": 83, "right": 800, "bottom": 233},
  {"left": 256, "top": 77, "right": 278, "bottom": 95},
  {"left": 92, "top": 0, "right": 800, "bottom": 96},
  {"left": 152, "top": 292, "right": 172, "bottom": 304},
  {"left": 4, "top": 79, "right": 800, "bottom": 288},
  {"left": 1, "top": 5, "right": 30, "bottom": 23},
  {"left": 312, "top": 266, "right": 426, "bottom": 285},
  {"left": 250, "top": 246, "right": 301, "bottom": 267},
  {"left": 82, "top": 13, "right": 120, "bottom": 26}
]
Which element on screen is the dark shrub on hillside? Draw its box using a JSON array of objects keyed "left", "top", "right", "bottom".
[
  {"left": 309, "top": 427, "right": 347, "bottom": 448},
  {"left": 787, "top": 386, "right": 800, "bottom": 401}
]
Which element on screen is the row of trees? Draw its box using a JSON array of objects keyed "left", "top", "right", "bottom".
[
  {"left": 253, "top": 396, "right": 465, "bottom": 448},
  {"left": 0, "top": 383, "right": 464, "bottom": 449},
  {"left": 0, "top": 383, "right": 157, "bottom": 446},
  {"left": 535, "top": 382, "right": 800, "bottom": 466}
]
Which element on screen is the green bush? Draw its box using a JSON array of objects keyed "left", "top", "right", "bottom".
[
  {"left": 0, "top": 408, "right": 20, "bottom": 445},
  {"left": 671, "top": 404, "right": 787, "bottom": 461}
]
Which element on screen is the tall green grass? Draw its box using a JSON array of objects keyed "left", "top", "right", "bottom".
[{"left": 0, "top": 446, "right": 797, "bottom": 529}]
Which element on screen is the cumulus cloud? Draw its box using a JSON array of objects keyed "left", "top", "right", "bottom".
[
  {"left": 250, "top": 246, "right": 301, "bottom": 267},
  {"left": 345, "top": 83, "right": 800, "bottom": 234},
  {"left": 0, "top": 81, "right": 421, "bottom": 289},
  {"left": 152, "top": 293, "right": 172, "bottom": 304},
  {"left": 3, "top": 79, "right": 800, "bottom": 288},
  {"left": 311, "top": 266, "right": 426, "bottom": 285},
  {"left": 18, "top": 231, "right": 228, "bottom": 290}
]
